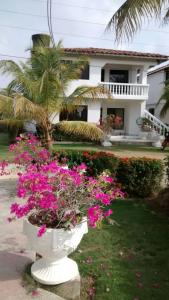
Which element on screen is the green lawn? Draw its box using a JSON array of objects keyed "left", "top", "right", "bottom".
[
  {"left": 0, "top": 132, "right": 169, "bottom": 160},
  {"left": 53, "top": 143, "right": 168, "bottom": 153},
  {"left": 72, "top": 200, "right": 169, "bottom": 299},
  {"left": 24, "top": 200, "right": 169, "bottom": 300}
]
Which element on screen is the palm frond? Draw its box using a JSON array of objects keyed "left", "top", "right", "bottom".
[
  {"left": 106, "top": 0, "right": 168, "bottom": 42},
  {"left": 157, "top": 83, "right": 169, "bottom": 117},
  {"left": 66, "top": 85, "right": 111, "bottom": 106},
  {"left": 163, "top": 7, "right": 169, "bottom": 23},
  {"left": 0, "top": 119, "right": 24, "bottom": 129},
  {"left": 56, "top": 121, "right": 104, "bottom": 142}
]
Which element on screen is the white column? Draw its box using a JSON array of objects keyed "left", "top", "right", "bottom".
[
  {"left": 87, "top": 101, "right": 101, "bottom": 123},
  {"left": 131, "top": 66, "right": 138, "bottom": 83},
  {"left": 90, "top": 61, "right": 105, "bottom": 85},
  {"left": 140, "top": 65, "right": 149, "bottom": 84},
  {"left": 126, "top": 102, "right": 143, "bottom": 135}
]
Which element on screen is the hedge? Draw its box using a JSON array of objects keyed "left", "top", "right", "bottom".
[{"left": 53, "top": 150, "right": 164, "bottom": 198}]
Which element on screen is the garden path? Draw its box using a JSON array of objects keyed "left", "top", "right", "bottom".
[{"left": 0, "top": 178, "right": 64, "bottom": 300}]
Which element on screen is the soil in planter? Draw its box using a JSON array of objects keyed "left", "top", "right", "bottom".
[{"left": 28, "top": 211, "right": 83, "bottom": 230}]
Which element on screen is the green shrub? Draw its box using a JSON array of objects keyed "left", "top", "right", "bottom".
[
  {"left": 116, "top": 157, "right": 163, "bottom": 197},
  {"left": 54, "top": 150, "right": 119, "bottom": 177},
  {"left": 164, "top": 156, "right": 169, "bottom": 186},
  {"left": 53, "top": 150, "right": 163, "bottom": 197}
]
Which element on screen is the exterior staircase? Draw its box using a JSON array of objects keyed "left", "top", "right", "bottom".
[{"left": 144, "top": 109, "right": 169, "bottom": 136}]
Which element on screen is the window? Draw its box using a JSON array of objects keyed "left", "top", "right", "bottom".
[
  {"left": 107, "top": 108, "right": 124, "bottom": 130},
  {"left": 101, "top": 69, "right": 105, "bottom": 82},
  {"left": 149, "top": 108, "right": 155, "bottom": 115},
  {"left": 80, "top": 64, "right": 90, "bottom": 80},
  {"left": 109, "top": 70, "right": 128, "bottom": 83},
  {"left": 60, "top": 105, "right": 88, "bottom": 122},
  {"left": 166, "top": 69, "right": 169, "bottom": 82}
]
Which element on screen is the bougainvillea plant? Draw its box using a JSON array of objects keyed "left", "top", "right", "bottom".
[
  {"left": 9, "top": 134, "right": 51, "bottom": 166},
  {"left": 8, "top": 135, "right": 124, "bottom": 237}
]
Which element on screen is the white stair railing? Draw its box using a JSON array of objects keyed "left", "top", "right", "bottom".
[{"left": 144, "top": 109, "right": 169, "bottom": 136}]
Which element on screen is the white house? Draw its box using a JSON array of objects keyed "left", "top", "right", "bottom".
[
  {"left": 147, "top": 60, "right": 169, "bottom": 125},
  {"left": 52, "top": 47, "right": 168, "bottom": 136}
]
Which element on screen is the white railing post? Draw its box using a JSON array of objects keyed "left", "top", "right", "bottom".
[{"left": 99, "top": 82, "right": 149, "bottom": 98}]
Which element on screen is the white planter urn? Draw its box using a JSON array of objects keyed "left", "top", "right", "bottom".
[{"left": 23, "top": 218, "right": 88, "bottom": 285}]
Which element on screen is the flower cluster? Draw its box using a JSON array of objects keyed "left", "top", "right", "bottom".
[
  {"left": 9, "top": 134, "right": 50, "bottom": 166},
  {"left": 10, "top": 159, "right": 124, "bottom": 236},
  {"left": 6, "top": 134, "right": 125, "bottom": 236},
  {"left": 0, "top": 160, "right": 10, "bottom": 176}
]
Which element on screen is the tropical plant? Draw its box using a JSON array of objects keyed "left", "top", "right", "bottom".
[
  {"left": 107, "top": 0, "right": 169, "bottom": 42},
  {"left": 0, "top": 41, "right": 106, "bottom": 149},
  {"left": 157, "top": 81, "right": 169, "bottom": 117},
  {"left": 8, "top": 135, "right": 124, "bottom": 236},
  {"left": 55, "top": 121, "right": 104, "bottom": 142}
]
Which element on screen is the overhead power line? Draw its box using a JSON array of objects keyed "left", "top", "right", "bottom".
[
  {"left": 0, "top": 9, "right": 106, "bottom": 26},
  {"left": 0, "top": 53, "right": 28, "bottom": 59},
  {"left": 31, "top": 0, "right": 112, "bottom": 12},
  {"left": 0, "top": 23, "right": 169, "bottom": 49},
  {"left": 1, "top": 9, "right": 169, "bottom": 35}
]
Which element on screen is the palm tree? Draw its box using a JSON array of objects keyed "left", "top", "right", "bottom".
[
  {"left": 0, "top": 42, "right": 105, "bottom": 149},
  {"left": 157, "top": 81, "right": 169, "bottom": 118},
  {"left": 107, "top": 0, "right": 169, "bottom": 42}
]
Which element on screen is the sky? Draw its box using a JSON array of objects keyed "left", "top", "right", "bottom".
[{"left": 0, "top": 0, "right": 169, "bottom": 86}]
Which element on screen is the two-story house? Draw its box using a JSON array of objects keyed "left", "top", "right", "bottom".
[
  {"left": 52, "top": 47, "right": 168, "bottom": 136},
  {"left": 147, "top": 60, "right": 169, "bottom": 125}
]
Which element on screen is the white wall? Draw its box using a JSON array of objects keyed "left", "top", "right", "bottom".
[
  {"left": 147, "top": 71, "right": 169, "bottom": 124},
  {"left": 87, "top": 101, "right": 101, "bottom": 123},
  {"left": 126, "top": 101, "right": 145, "bottom": 135},
  {"left": 147, "top": 71, "right": 165, "bottom": 106},
  {"left": 65, "top": 56, "right": 154, "bottom": 96}
]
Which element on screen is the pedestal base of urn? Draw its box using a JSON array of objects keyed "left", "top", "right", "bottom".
[{"left": 31, "top": 257, "right": 79, "bottom": 285}]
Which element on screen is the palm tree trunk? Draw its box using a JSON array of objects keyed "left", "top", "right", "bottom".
[{"left": 43, "top": 127, "right": 52, "bottom": 150}]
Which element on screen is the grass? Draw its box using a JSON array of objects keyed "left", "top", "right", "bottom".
[
  {"left": 0, "top": 133, "right": 13, "bottom": 160},
  {"left": 0, "top": 132, "right": 169, "bottom": 160},
  {"left": 23, "top": 200, "right": 169, "bottom": 300},
  {"left": 53, "top": 143, "right": 169, "bottom": 153}
]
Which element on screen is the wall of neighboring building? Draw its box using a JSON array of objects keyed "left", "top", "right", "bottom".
[
  {"left": 147, "top": 71, "right": 169, "bottom": 124},
  {"left": 147, "top": 71, "right": 165, "bottom": 106}
]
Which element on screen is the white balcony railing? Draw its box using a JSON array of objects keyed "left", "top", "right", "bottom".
[{"left": 100, "top": 82, "right": 149, "bottom": 99}]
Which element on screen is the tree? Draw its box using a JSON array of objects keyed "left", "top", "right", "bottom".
[
  {"left": 0, "top": 42, "right": 106, "bottom": 149},
  {"left": 107, "top": 0, "right": 169, "bottom": 42},
  {"left": 157, "top": 81, "right": 169, "bottom": 118}
]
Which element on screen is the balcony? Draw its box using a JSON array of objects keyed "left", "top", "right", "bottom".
[{"left": 99, "top": 82, "right": 149, "bottom": 100}]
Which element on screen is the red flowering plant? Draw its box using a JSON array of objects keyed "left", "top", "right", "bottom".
[{"left": 8, "top": 140, "right": 124, "bottom": 236}]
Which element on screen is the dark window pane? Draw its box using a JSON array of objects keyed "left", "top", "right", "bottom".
[
  {"left": 101, "top": 69, "right": 105, "bottom": 82},
  {"left": 109, "top": 70, "right": 128, "bottom": 83},
  {"left": 107, "top": 108, "right": 124, "bottom": 130},
  {"left": 60, "top": 106, "right": 88, "bottom": 122},
  {"left": 166, "top": 69, "right": 169, "bottom": 81},
  {"left": 80, "top": 64, "right": 90, "bottom": 80},
  {"left": 149, "top": 108, "right": 155, "bottom": 115}
]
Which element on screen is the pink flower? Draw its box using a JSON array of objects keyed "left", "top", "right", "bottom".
[
  {"left": 88, "top": 205, "right": 103, "bottom": 228},
  {"left": 104, "top": 209, "right": 113, "bottom": 217},
  {"left": 17, "top": 187, "right": 27, "bottom": 198},
  {"left": 37, "top": 225, "right": 46, "bottom": 237}
]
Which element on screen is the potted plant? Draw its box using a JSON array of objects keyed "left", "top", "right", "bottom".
[
  {"left": 99, "top": 114, "right": 123, "bottom": 146},
  {"left": 9, "top": 136, "right": 124, "bottom": 285}
]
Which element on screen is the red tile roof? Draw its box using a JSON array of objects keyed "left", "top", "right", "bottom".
[{"left": 64, "top": 47, "right": 168, "bottom": 60}]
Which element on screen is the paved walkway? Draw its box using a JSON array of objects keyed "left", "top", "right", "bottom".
[{"left": 0, "top": 179, "right": 64, "bottom": 300}]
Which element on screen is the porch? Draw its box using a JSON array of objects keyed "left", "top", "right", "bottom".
[{"left": 100, "top": 82, "right": 149, "bottom": 100}]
